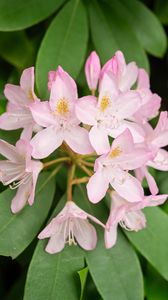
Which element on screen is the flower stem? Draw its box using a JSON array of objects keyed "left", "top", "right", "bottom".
[
  {"left": 78, "top": 164, "right": 93, "bottom": 176},
  {"left": 81, "top": 160, "right": 94, "bottom": 167},
  {"left": 67, "top": 164, "right": 76, "bottom": 201},
  {"left": 72, "top": 176, "right": 89, "bottom": 185},
  {"left": 43, "top": 157, "right": 71, "bottom": 169},
  {"left": 91, "top": 89, "right": 95, "bottom": 96}
]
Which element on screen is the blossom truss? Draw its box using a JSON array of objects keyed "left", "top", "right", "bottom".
[{"left": 0, "top": 49, "right": 167, "bottom": 254}]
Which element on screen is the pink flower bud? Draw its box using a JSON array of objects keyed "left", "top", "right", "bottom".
[
  {"left": 48, "top": 71, "right": 57, "bottom": 91},
  {"left": 85, "top": 51, "right": 101, "bottom": 92}
]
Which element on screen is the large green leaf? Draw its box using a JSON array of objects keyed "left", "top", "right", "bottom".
[
  {"left": 0, "top": 32, "right": 33, "bottom": 69},
  {"left": 24, "top": 194, "right": 85, "bottom": 300},
  {"left": 155, "top": 0, "right": 168, "bottom": 25},
  {"left": 119, "top": 0, "right": 167, "bottom": 57},
  {"left": 0, "top": 172, "right": 55, "bottom": 259},
  {"left": 74, "top": 187, "right": 144, "bottom": 300},
  {"left": 88, "top": 0, "right": 148, "bottom": 70},
  {"left": 125, "top": 207, "right": 168, "bottom": 280},
  {"left": 36, "top": 0, "right": 88, "bottom": 98},
  {"left": 145, "top": 265, "right": 168, "bottom": 300},
  {"left": 0, "top": 0, "right": 65, "bottom": 31}
]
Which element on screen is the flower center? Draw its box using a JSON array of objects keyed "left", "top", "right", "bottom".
[
  {"left": 67, "top": 219, "right": 77, "bottom": 246},
  {"left": 100, "top": 95, "right": 110, "bottom": 112},
  {"left": 56, "top": 98, "right": 69, "bottom": 115},
  {"left": 109, "top": 146, "right": 122, "bottom": 158}
]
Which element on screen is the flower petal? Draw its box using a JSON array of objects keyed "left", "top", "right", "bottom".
[
  {"left": 30, "top": 101, "right": 56, "bottom": 127},
  {"left": 89, "top": 126, "right": 110, "bottom": 155},
  {"left": 44, "top": 222, "right": 66, "bottom": 254},
  {"left": 64, "top": 126, "right": 94, "bottom": 155},
  {"left": 147, "top": 149, "right": 168, "bottom": 171},
  {"left": 110, "top": 169, "right": 144, "bottom": 202},
  {"left": 31, "top": 127, "right": 63, "bottom": 159},
  {"left": 4, "top": 84, "right": 29, "bottom": 106},
  {"left": 0, "top": 139, "right": 21, "bottom": 162},
  {"left": 28, "top": 161, "right": 43, "bottom": 205},
  {"left": 119, "top": 62, "right": 138, "bottom": 92},
  {"left": 11, "top": 181, "right": 31, "bottom": 213},
  {"left": 87, "top": 169, "right": 109, "bottom": 203},
  {"left": 104, "top": 223, "right": 118, "bottom": 249},
  {"left": 85, "top": 51, "right": 101, "bottom": 91},
  {"left": 73, "top": 219, "right": 97, "bottom": 250},
  {"left": 75, "top": 96, "right": 97, "bottom": 125}
]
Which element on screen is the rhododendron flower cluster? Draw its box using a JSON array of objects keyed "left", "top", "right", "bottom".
[{"left": 0, "top": 50, "right": 167, "bottom": 254}]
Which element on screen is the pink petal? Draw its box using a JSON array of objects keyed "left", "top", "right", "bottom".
[
  {"left": 147, "top": 149, "right": 168, "bottom": 171},
  {"left": 110, "top": 120, "right": 145, "bottom": 143},
  {"left": 30, "top": 101, "right": 56, "bottom": 127},
  {"left": 119, "top": 62, "right": 138, "bottom": 92},
  {"left": 28, "top": 161, "right": 43, "bottom": 205},
  {"left": 64, "top": 126, "right": 94, "bottom": 155},
  {"left": 31, "top": 127, "right": 63, "bottom": 159},
  {"left": 20, "top": 67, "right": 37, "bottom": 100},
  {"left": 87, "top": 170, "right": 109, "bottom": 203},
  {"left": 48, "top": 70, "right": 57, "bottom": 91},
  {"left": 137, "top": 68, "right": 150, "bottom": 89},
  {"left": 104, "top": 223, "right": 118, "bottom": 249},
  {"left": 0, "top": 139, "right": 21, "bottom": 162},
  {"left": 110, "top": 169, "right": 144, "bottom": 202},
  {"left": 75, "top": 96, "right": 97, "bottom": 125},
  {"left": 73, "top": 219, "right": 97, "bottom": 250},
  {"left": 89, "top": 126, "right": 110, "bottom": 155},
  {"left": 143, "top": 166, "right": 158, "bottom": 195},
  {"left": 116, "top": 91, "right": 140, "bottom": 119},
  {"left": 112, "top": 129, "right": 134, "bottom": 154},
  {"left": 85, "top": 51, "right": 101, "bottom": 91},
  {"left": 11, "top": 181, "right": 32, "bottom": 213},
  {"left": 4, "top": 84, "right": 29, "bottom": 106},
  {"left": 38, "top": 217, "right": 59, "bottom": 238},
  {"left": 0, "top": 110, "right": 33, "bottom": 130},
  {"left": 44, "top": 222, "right": 66, "bottom": 254},
  {"left": 49, "top": 66, "right": 77, "bottom": 111}
]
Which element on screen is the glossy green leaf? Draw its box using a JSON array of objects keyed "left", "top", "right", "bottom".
[
  {"left": 36, "top": 0, "right": 88, "bottom": 98},
  {"left": 125, "top": 207, "right": 168, "bottom": 280},
  {"left": 24, "top": 194, "right": 85, "bottom": 300},
  {"left": 74, "top": 186, "right": 144, "bottom": 300},
  {"left": 0, "top": 32, "right": 34, "bottom": 69},
  {"left": 0, "top": 0, "right": 65, "bottom": 31},
  {"left": 0, "top": 172, "right": 55, "bottom": 259},
  {"left": 119, "top": 0, "right": 167, "bottom": 57},
  {"left": 155, "top": 0, "right": 168, "bottom": 24},
  {"left": 145, "top": 265, "right": 168, "bottom": 300},
  {"left": 88, "top": 0, "right": 148, "bottom": 70},
  {"left": 78, "top": 267, "right": 88, "bottom": 300}
]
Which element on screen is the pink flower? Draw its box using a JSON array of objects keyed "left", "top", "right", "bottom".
[
  {"left": 0, "top": 67, "right": 40, "bottom": 139},
  {"left": 30, "top": 66, "right": 93, "bottom": 159},
  {"left": 76, "top": 71, "right": 144, "bottom": 155},
  {"left": 100, "top": 50, "right": 138, "bottom": 92},
  {"left": 87, "top": 129, "right": 152, "bottom": 203},
  {"left": 38, "top": 201, "right": 105, "bottom": 254},
  {"left": 85, "top": 51, "right": 101, "bottom": 92},
  {"left": 105, "top": 191, "right": 167, "bottom": 248},
  {"left": 132, "top": 69, "right": 161, "bottom": 124},
  {"left": 0, "top": 139, "right": 43, "bottom": 213},
  {"left": 135, "top": 112, "right": 168, "bottom": 195},
  {"left": 48, "top": 70, "right": 57, "bottom": 91}
]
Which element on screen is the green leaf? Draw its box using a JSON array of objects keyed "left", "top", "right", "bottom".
[
  {"left": 0, "top": 31, "right": 34, "bottom": 69},
  {"left": 0, "top": 0, "right": 65, "bottom": 31},
  {"left": 0, "top": 172, "right": 55, "bottom": 259},
  {"left": 125, "top": 207, "right": 168, "bottom": 280},
  {"left": 88, "top": 0, "right": 149, "bottom": 70},
  {"left": 78, "top": 267, "right": 88, "bottom": 300},
  {"left": 24, "top": 195, "right": 85, "bottom": 300},
  {"left": 119, "top": 0, "right": 167, "bottom": 57},
  {"left": 145, "top": 265, "right": 168, "bottom": 300},
  {"left": 74, "top": 186, "right": 144, "bottom": 300},
  {"left": 155, "top": 0, "right": 168, "bottom": 25},
  {"left": 36, "top": 0, "right": 88, "bottom": 98}
]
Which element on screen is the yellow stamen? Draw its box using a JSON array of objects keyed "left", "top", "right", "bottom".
[
  {"left": 109, "top": 146, "right": 122, "bottom": 158},
  {"left": 56, "top": 97, "right": 69, "bottom": 115},
  {"left": 28, "top": 90, "right": 34, "bottom": 101},
  {"left": 100, "top": 95, "right": 110, "bottom": 112}
]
